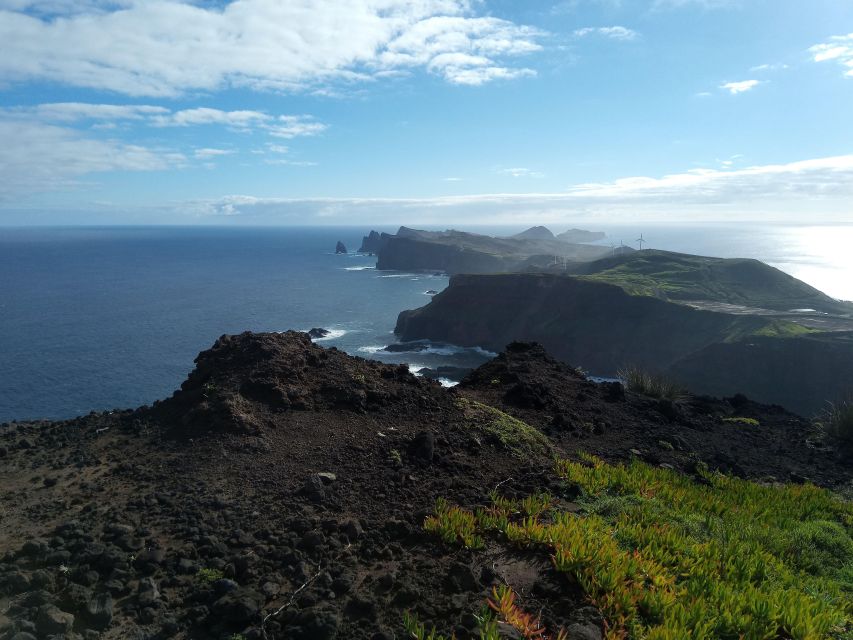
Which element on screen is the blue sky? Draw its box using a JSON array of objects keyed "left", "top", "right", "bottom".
[{"left": 0, "top": 0, "right": 852, "bottom": 225}]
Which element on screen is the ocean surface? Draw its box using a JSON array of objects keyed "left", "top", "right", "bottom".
[{"left": 1, "top": 223, "right": 851, "bottom": 423}]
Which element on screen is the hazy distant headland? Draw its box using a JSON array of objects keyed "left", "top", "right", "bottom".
[{"left": 359, "top": 225, "right": 621, "bottom": 275}]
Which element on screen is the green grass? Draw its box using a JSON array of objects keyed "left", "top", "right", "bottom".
[
  {"left": 423, "top": 455, "right": 853, "bottom": 640},
  {"left": 723, "top": 417, "right": 760, "bottom": 427},
  {"left": 617, "top": 366, "right": 687, "bottom": 401},
  {"left": 753, "top": 321, "right": 819, "bottom": 339},
  {"left": 456, "top": 397, "right": 551, "bottom": 458},
  {"left": 196, "top": 567, "right": 224, "bottom": 583}
]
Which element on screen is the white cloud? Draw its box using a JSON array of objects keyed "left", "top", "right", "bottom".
[
  {"left": 29, "top": 102, "right": 169, "bottom": 121},
  {"left": 0, "top": 1, "right": 544, "bottom": 96},
  {"left": 749, "top": 63, "right": 788, "bottom": 72},
  {"left": 182, "top": 155, "right": 853, "bottom": 224},
  {"left": 499, "top": 167, "right": 545, "bottom": 178},
  {"left": 810, "top": 33, "right": 853, "bottom": 77},
  {"left": 573, "top": 26, "right": 639, "bottom": 41},
  {"left": 151, "top": 108, "right": 271, "bottom": 128},
  {"left": 0, "top": 119, "right": 183, "bottom": 200},
  {"left": 720, "top": 79, "right": 760, "bottom": 94},
  {"left": 193, "top": 148, "right": 235, "bottom": 160}
]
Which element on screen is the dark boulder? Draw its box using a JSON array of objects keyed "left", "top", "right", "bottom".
[
  {"left": 308, "top": 328, "right": 331, "bottom": 339},
  {"left": 335, "top": 241, "right": 347, "bottom": 254}
]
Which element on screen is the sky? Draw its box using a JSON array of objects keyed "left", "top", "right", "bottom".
[{"left": 0, "top": 0, "right": 852, "bottom": 226}]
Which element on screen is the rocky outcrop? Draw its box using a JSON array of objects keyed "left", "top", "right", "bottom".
[
  {"left": 335, "top": 241, "right": 347, "bottom": 254},
  {"left": 357, "top": 230, "right": 384, "bottom": 254},
  {"left": 395, "top": 273, "right": 853, "bottom": 414}
]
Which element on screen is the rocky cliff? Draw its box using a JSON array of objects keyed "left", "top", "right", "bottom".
[{"left": 395, "top": 273, "right": 853, "bottom": 414}]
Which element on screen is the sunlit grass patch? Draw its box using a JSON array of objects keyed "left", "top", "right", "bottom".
[
  {"left": 424, "top": 454, "right": 853, "bottom": 640},
  {"left": 723, "top": 416, "right": 760, "bottom": 426},
  {"left": 456, "top": 397, "right": 551, "bottom": 458}
]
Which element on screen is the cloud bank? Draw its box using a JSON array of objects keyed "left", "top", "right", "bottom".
[
  {"left": 0, "top": 0, "right": 544, "bottom": 96},
  {"left": 179, "top": 155, "right": 853, "bottom": 225}
]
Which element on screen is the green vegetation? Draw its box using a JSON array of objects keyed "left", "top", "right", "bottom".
[
  {"left": 617, "top": 366, "right": 687, "bottom": 400},
  {"left": 752, "top": 321, "right": 818, "bottom": 339},
  {"left": 822, "top": 396, "right": 853, "bottom": 446},
  {"left": 575, "top": 251, "right": 843, "bottom": 313},
  {"left": 723, "top": 417, "right": 760, "bottom": 427},
  {"left": 424, "top": 497, "right": 483, "bottom": 549},
  {"left": 423, "top": 455, "right": 853, "bottom": 640},
  {"left": 456, "top": 397, "right": 551, "bottom": 458},
  {"left": 196, "top": 567, "right": 225, "bottom": 583},
  {"left": 403, "top": 588, "right": 567, "bottom": 640}
]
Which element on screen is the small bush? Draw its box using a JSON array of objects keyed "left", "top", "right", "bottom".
[
  {"left": 617, "top": 366, "right": 687, "bottom": 400},
  {"left": 822, "top": 396, "right": 853, "bottom": 446},
  {"left": 723, "top": 417, "right": 760, "bottom": 427},
  {"left": 196, "top": 567, "right": 224, "bottom": 583}
]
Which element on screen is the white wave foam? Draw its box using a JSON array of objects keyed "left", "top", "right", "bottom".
[
  {"left": 303, "top": 328, "right": 347, "bottom": 341},
  {"left": 357, "top": 345, "right": 386, "bottom": 354},
  {"left": 344, "top": 265, "right": 375, "bottom": 271},
  {"left": 377, "top": 273, "right": 418, "bottom": 278},
  {"left": 438, "top": 378, "right": 458, "bottom": 388}
]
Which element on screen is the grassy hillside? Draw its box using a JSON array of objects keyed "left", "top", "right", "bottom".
[{"left": 571, "top": 250, "right": 848, "bottom": 313}]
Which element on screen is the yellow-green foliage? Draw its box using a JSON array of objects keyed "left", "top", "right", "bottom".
[
  {"left": 424, "top": 497, "right": 483, "bottom": 549},
  {"left": 723, "top": 416, "right": 760, "bottom": 427},
  {"left": 196, "top": 567, "right": 224, "bottom": 583},
  {"left": 424, "top": 454, "right": 853, "bottom": 640},
  {"left": 456, "top": 398, "right": 551, "bottom": 458}
]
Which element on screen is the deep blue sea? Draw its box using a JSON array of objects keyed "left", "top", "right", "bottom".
[{"left": 1, "top": 223, "right": 851, "bottom": 422}]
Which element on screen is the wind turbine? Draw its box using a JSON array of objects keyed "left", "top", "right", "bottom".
[{"left": 636, "top": 233, "right": 646, "bottom": 250}]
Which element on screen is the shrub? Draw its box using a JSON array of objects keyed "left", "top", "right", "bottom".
[
  {"left": 196, "top": 567, "right": 224, "bottom": 583},
  {"left": 822, "top": 396, "right": 853, "bottom": 446},
  {"left": 617, "top": 366, "right": 687, "bottom": 400},
  {"left": 723, "top": 417, "right": 760, "bottom": 427}
]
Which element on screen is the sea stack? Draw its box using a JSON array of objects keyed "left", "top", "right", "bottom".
[{"left": 335, "top": 241, "right": 347, "bottom": 254}]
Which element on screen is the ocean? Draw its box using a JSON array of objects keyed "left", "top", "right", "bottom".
[{"left": 1, "top": 223, "right": 851, "bottom": 423}]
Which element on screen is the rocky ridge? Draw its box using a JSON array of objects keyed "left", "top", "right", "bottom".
[{"left": 0, "top": 332, "right": 850, "bottom": 640}]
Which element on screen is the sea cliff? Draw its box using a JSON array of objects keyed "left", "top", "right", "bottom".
[{"left": 395, "top": 272, "right": 853, "bottom": 415}]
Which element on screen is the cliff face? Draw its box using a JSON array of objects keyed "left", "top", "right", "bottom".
[
  {"left": 357, "top": 230, "right": 384, "bottom": 253},
  {"left": 668, "top": 332, "right": 853, "bottom": 415},
  {"left": 376, "top": 236, "right": 514, "bottom": 274},
  {"left": 395, "top": 273, "right": 853, "bottom": 414},
  {"left": 396, "top": 274, "right": 765, "bottom": 371}
]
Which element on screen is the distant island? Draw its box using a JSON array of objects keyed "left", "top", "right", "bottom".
[{"left": 358, "top": 225, "right": 617, "bottom": 274}]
